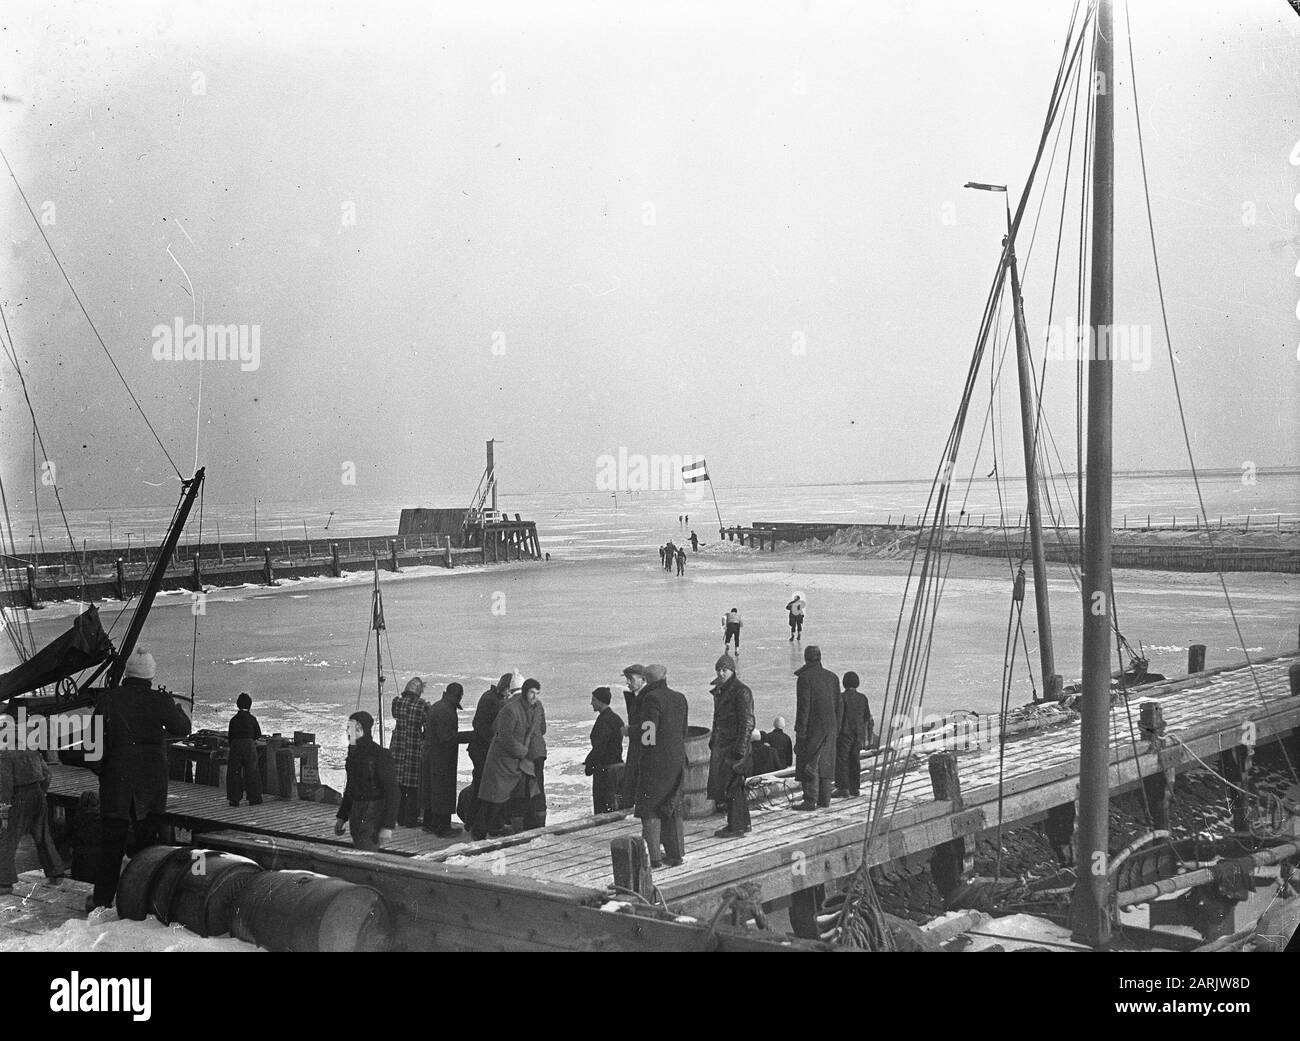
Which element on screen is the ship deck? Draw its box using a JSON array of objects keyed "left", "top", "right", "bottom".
[{"left": 46, "top": 652, "right": 1300, "bottom": 920}]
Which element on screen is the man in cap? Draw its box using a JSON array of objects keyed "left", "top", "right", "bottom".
[
  {"left": 793, "top": 646, "right": 843, "bottom": 810},
  {"left": 834, "top": 671, "right": 873, "bottom": 799},
  {"left": 89, "top": 647, "right": 192, "bottom": 911},
  {"left": 710, "top": 654, "right": 754, "bottom": 838},
  {"left": 633, "top": 664, "right": 688, "bottom": 867},
  {"left": 334, "top": 710, "right": 399, "bottom": 850},
  {"left": 473, "top": 673, "right": 543, "bottom": 839},
  {"left": 420, "top": 682, "right": 465, "bottom": 836},
  {"left": 619, "top": 664, "right": 648, "bottom": 810},
  {"left": 584, "top": 686, "right": 625, "bottom": 814},
  {"left": 226, "top": 692, "right": 263, "bottom": 807}
]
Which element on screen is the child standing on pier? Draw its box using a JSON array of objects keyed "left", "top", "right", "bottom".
[{"left": 226, "top": 692, "right": 263, "bottom": 807}]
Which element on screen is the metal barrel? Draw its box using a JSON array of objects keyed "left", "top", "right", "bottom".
[{"left": 231, "top": 870, "right": 391, "bottom": 952}]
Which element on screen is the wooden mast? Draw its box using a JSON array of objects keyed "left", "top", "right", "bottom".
[
  {"left": 372, "top": 559, "right": 387, "bottom": 745},
  {"left": 1005, "top": 222, "right": 1058, "bottom": 699},
  {"left": 103, "top": 467, "right": 205, "bottom": 689},
  {"left": 1070, "top": 0, "right": 1115, "bottom": 948}
]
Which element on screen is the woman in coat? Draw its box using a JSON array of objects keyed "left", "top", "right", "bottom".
[
  {"left": 472, "top": 678, "right": 544, "bottom": 839},
  {"left": 419, "top": 683, "right": 464, "bottom": 836},
  {"left": 389, "top": 677, "right": 429, "bottom": 827}
]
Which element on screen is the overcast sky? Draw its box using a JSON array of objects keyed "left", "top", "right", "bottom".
[{"left": 2, "top": 0, "right": 1297, "bottom": 512}]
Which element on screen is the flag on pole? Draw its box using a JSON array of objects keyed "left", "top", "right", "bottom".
[{"left": 682, "top": 459, "right": 710, "bottom": 484}]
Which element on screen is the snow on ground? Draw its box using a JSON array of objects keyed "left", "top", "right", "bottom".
[{"left": 1, "top": 912, "right": 261, "bottom": 953}]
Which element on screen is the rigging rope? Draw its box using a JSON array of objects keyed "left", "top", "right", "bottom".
[{"left": 0, "top": 145, "right": 183, "bottom": 479}]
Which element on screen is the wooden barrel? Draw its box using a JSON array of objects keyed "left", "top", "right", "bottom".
[
  {"left": 231, "top": 870, "right": 391, "bottom": 952},
  {"left": 156, "top": 851, "right": 263, "bottom": 937},
  {"left": 115, "top": 845, "right": 190, "bottom": 920},
  {"left": 682, "top": 725, "right": 714, "bottom": 819}
]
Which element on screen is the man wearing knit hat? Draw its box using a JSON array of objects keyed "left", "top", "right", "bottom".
[
  {"left": 89, "top": 647, "right": 192, "bottom": 911},
  {"left": 834, "top": 670, "right": 873, "bottom": 799},
  {"left": 793, "top": 645, "right": 843, "bottom": 810},
  {"left": 710, "top": 654, "right": 754, "bottom": 838},
  {"left": 334, "top": 710, "right": 399, "bottom": 850}
]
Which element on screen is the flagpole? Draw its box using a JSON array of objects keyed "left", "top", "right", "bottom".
[{"left": 707, "top": 473, "right": 725, "bottom": 537}]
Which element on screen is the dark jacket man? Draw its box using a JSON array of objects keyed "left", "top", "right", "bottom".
[
  {"left": 750, "top": 737, "right": 781, "bottom": 776},
  {"left": 793, "top": 646, "right": 843, "bottom": 808},
  {"left": 90, "top": 648, "right": 191, "bottom": 909},
  {"left": 469, "top": 675, "right": 511, "bottom": 788},
  {"left": 336, "top": 711, "right": 399, "bottom": 850},
  {"left": 585, "top": 688, "right": 625, "bottom": 814},
  {"left": 762, "top": 723, "right": 793, "bottom": 770},
  {"left": 420, "top": 683, "right": 463, "bottom": 835},
  {"left": 633, "top": 665, "right": 688, "bottom": 867},
  {"left": 634, "top": 673, "right": 688, "bottom": 819},
  {"left": 226, "top": 692, "right": 262, "bottom": 807},
  {"left": 835, "top": 672, "right": 873, "bottom": 797},
  {"left": 709, "top": 656, "right": 754, "bottom": 837}
]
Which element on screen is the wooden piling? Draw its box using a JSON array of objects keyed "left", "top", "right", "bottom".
[
  {"left": 444, "top": 535, "right": 453, "bottom": 568},
  {"left": 390, "top": 539, "right": 400, "bottom": 573},
  {"left": 610, "top": 836, "right": 654, "bottom": 904},
  {"left": 1188, "top": 644, "right": 1206, "bottom": 674},
  {"left": 1220, "top": 745, "right": 1254, "bottom": 832},
  {"left": 331, "top": 543, "right": 341, "bottom": 578},
  {"left": 115, "top": 558, "right": 126, "bottom": 601},
  {"left": 26, "top": 565, "right": 39, "bottom": 608},
  {"left": 263, "top": 548, "right": 274, "bottom": 586},
  {"left": 927, "top": 752, "right": 969, "bottom": 896}
]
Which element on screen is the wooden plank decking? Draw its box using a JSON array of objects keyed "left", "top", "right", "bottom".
[{"left": 46, "top": 653, "right": 1300, "bottom": 921}]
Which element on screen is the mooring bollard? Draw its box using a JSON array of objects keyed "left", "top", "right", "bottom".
[
  {"left": 116, "top": 558, "right": 126, "bottom": 601},
  {"left": 263, "top": 548, "right": 274, "bottom": 585}
]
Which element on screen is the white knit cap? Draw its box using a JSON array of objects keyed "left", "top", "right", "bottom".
[
  {"left": 508, "top": 670, "right": 524, "bottom": 692},
  {"left": 123, "top": 647, "right": 157, "bottom": 681}
]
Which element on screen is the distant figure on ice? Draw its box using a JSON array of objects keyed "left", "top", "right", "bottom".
[
  {"left": 334, "top": 710, "right": 398, "bottom": 850},
  {"left": 390, "top": 676, "right": 429, "bottom": 827},
  {"left": 678, "top": 514, "right": 683, "bottom": 526},
  {"left": 685, "top": 514, "right": 689, "bottom": 526},
  {"left": 675, "top": 546, "right": 686, "bottom": 575},
  {"left": 833, "top": 671, "right": 873, "bottom": 799},
  {"left": 659, "top": 545, "right": 667, "bottom": 568},
  {"left": 420, "top": 682, "right": 464, "bottom": 836},
  {"left": 786, "top": 593, "right": 806, "bottom": 641},
  {"left": 226, "top": 692, "right": 263, "bottom": 808},
  {"left": 0, "top": 736, "right": 65, "bottom": 897},
  {"left": 629, "top": 664, "right": 688, "bottom": 868},
  {"left": 760, "top": 716, "right": 793, "bottom": 770},
  {"left": 664, "top": 540, "right": 677, "bottom": 571},
  {"left": 709, "top": 655, "right": 753, "bottom": 839},
  {"left": 793, "top": 646, "right": 843, "bottom": 811},
  {"left": 722, "top": 607, "right": 742, "bottom": 653},
  {"left": 90, "top": 647, "right": 191, "bottom": 912},
  {"left": 584, "top": 686, "right": 625, "bottom": 814},
  {"left": 690, "top": 530, "right": 699, "bottom": 551}
]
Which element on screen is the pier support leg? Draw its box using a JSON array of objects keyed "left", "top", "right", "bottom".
[
  {"left": 115, "top": 558, "right": 126, "bottom": 601},
  {"left": 26, "top": 565, "right": 39, "bottom": 609},
  {"left": 611, "top": 836, "right": 654, "bottom": 904},
  {"left": 263, "top": 548, "right": 275, "bottom": 586},
  {"left": 1044, "top": 802, "right": 1075, "bottom": 867},
  {"left": 390, "top": 540, "right": 400, "bottom": 573},
  {"left": 1187, "top": 644, "right": 1206, "bottom": 674},
  {"left": 928, "top": 752, "right": 970, "bottom": 898},
  {"left": 331, "top": 543, "right": 341, "bottom": 578}
]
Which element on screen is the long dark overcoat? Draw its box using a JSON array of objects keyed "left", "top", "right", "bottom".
[
  {"left": 94, "top": 678, "right": 192, "bottom": 821},
  {"left": 419, "top": 693, "right": 461, "bottom": 815},
  {"left": 634, "top": 680, "right": 688, "bottom": 818}
]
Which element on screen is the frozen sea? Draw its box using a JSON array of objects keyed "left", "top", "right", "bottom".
[{"left": 3, "top": 472, "right": 1297, "bottom": 821}]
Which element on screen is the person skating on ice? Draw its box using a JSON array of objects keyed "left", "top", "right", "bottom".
[{"left": 786, "top": 592, "right": 806, "bottom": 641}]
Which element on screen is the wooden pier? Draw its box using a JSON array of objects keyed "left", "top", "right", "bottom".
[{"left": 43, "top": 652, "right": 1300, "bottom": 946}]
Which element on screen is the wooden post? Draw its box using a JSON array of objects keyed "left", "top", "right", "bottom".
[
  {"left": 116, "top": 558, "right": 126, "bottom": 601},
  {"left": 610, "top": 836, "right": 654, "bottom": 904},
  {"left": 444, "top": 535, "right": 453, "bottom": 568},
  {"left": 1187, "top": 644, "right": 1206, "bottom": 674},
  {"left": 276, "top": 748, "right": 298, "bottom": 801},
  {"left": 1139, "top": 701, "right": 1172, "bottom": 830},
  {"left": 26, "top": 565, "right": 39, "bottom": 608},
  {"left": 263, "top": 548, "right": 274, "bottom": 585},
  {"left": 331, "top": 543, "right": 341, "bottom": 578},
  {"left": 480, "top": 532, "right": 488, "bottom": 566},
  {"left": 389, "top": 539, "right": 400, "bottom": 573},
  {"left": 927, "top": 752, "right": 969, "bottom": 897}
]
